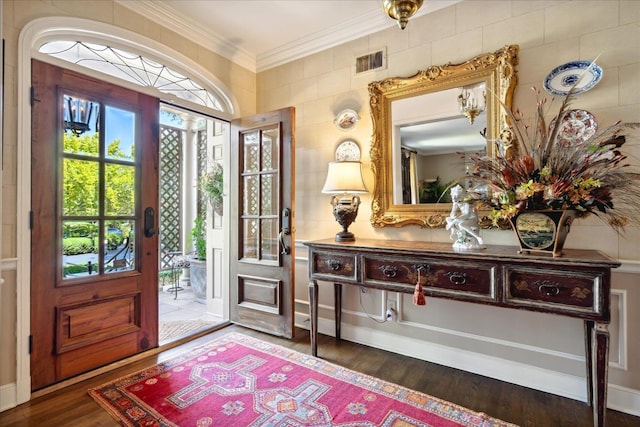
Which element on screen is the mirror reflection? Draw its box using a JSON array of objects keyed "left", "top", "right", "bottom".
[
  {"left": 368, "top": 44, "right": 519, "bottom": 228},
  {"left": 391, "top": 86, "right": 487, "bottom": 205}
]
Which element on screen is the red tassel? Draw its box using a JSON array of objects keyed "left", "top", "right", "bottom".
[{"left": 413, "top": 282, "right": 426, "bottom": 306}]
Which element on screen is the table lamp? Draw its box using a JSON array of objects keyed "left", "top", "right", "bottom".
[{"left": 321, "top": 161, "right": 368, "bottom": 242}]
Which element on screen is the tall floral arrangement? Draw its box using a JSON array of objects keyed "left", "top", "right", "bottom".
[{"left": 463, "top": 71, "right": 640, "bottom": 231}]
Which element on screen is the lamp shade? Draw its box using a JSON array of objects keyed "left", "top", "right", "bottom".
[{"left": 321, "top": 161, "right": 368, "bottom": 194}]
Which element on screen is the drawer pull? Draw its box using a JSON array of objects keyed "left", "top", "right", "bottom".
[
  {"left": 446, "top": 271, "right": 467, "bottom": 285},
  {"left": 326, "top": 259, "right": 342, "bottom": 271},
  {"left": 414, "top": 264, "right": 431, "bottom": 273},
  {"left": 379, "top": 265, "right": 399, "bottom": 278},
  {"left": 537, "top": 281, "right": 561, "bottom": 296}
]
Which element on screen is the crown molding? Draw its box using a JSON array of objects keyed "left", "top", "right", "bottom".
[
  {"left": 116, "top": 0, "right": 257, "bottom": 72},
  {"left": 116, "top": 1, "right": 458, "bottom": 73}
]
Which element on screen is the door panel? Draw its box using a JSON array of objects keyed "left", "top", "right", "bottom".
[
  {"left": 30, "top": 60, "right": 159, "bottom": 390},
  {"left": 230, "top": 108, "right": 295, "bottom": 338}
]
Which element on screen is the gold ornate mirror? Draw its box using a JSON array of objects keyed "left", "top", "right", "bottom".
[{"left": 369, "top": 45, "right": 519, "bottom": 228}]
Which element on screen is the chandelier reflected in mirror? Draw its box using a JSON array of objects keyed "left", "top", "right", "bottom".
[
  {"left": 382, "top": 0, "right": 424, "bottom": 30},
  {"left": 64, "top": 94, "right": 98, "bottom": 136},
  {"left": 457, "top": 83, "right": 486, "bottom": 124}
]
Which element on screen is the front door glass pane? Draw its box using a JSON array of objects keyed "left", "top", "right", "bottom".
[
  {"left": 261, "top": 173, "right": 276, "bottom": 215},
  {"left": 61, "top": 95, "right": 139, "bottom": 281},
  {"left": 243, "top": 175, "right": 259, "bottom": 216},
  {"left": 243, "top": 218, "right": 258, "bottom": 259},
  {"left": 261, "top": 129, "right": 278, "bottom": 170},
  {"left": 63, "top": 158, "right": 99, "bottom": 216},
  {"left": 261, "top": 219, "right": 278, "bottom": 261},
  {"left": 63, "top": 94, "right": 99, "bottom": 155},
  {"left": 105, "top": 106, "right": 136, "bottom": 161},
  {"left": 62, "top": 220, "right": 98, "bottom": 279},
  {"left": 244, "top": 132, "right": 260, "bottom": 172},
  {"left": 105, "top": 163, "right": 135, "bottom": 216},
  {"left": 104, "top": 220, "right": 135, "bottom": 273}
]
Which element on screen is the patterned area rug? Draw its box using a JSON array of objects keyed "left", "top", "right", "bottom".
[{"left": 89, "top": 332, "right": 517, "bottom": 426}]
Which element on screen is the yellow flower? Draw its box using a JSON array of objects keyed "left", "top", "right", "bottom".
[
  {"left": 515, "top": 180, "right": 544, "bottom": 200},
  {"left": 574, "top": 177, "right": 601, "bottom": 190}
]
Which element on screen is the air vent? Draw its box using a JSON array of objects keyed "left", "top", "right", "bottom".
[{"left": 354, "top": 48, "right": 386, "bottom": 75}]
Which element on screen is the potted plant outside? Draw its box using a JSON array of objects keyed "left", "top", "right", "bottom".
[{"left": 199, "top": 163, "right": 224, "bottom": 216}]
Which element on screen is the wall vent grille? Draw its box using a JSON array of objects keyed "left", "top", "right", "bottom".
[{"left": 355, "top": 48, "right": 386, "bottom": 74}]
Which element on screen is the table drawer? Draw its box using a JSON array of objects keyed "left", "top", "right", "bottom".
[
  {"left": 505, "top": 266, "right": 604, "bottom": 316},
  {"left": 310, "top": 250, "right": 357, "bottom": 281},
  {"left": 362, "top": 256, "right": 497, "bottom": 301}
]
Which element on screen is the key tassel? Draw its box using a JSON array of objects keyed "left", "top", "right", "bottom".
[{"left": 413, "top": 268, "right": 426, "bottom": 306}]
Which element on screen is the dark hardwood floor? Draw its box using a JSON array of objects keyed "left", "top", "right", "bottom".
[{"left": 1, "top": 324, "right": 638, "bottom": 426}]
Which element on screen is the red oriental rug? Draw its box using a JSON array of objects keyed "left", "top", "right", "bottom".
[{"left": 89, "top": 332, "right": 517, "bottom": 427}]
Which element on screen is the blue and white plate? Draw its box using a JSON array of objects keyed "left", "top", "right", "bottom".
[{"left": 543, "top": 60, "right": 603, "bottom": 96}]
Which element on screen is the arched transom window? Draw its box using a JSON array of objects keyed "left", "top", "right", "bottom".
[{"left": 39, "top": 41, "right": 226, "bottom": 112}]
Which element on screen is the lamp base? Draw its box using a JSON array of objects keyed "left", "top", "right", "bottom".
[{"left": 334, "top": 231, "right": 355, "bottom": 242}]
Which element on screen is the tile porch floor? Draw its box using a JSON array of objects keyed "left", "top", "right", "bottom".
[{"left": 158, "top": 284, "right": 214, "bottom": 322}]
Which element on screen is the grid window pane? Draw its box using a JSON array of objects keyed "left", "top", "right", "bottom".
[
  {"left": 63, "top": 158, "right": 99, "bottom": 216},
  {"left": 62, "top": 220, "right": 98, "bottom": 279},
  {"left": 105, "top": 163, "right": 135, "bottom": 216},
  {"left": 242, "top": 218, "right": 259, "bottom": 259},
  {"left": 104, "top": 220, "right": 135, "bottom": 273},
  {"left": 261, "top": 173, "right": 277, "bottom": 215},
  {"left": 261, "top": 219, "right": 278, "bottom": 261},
  {"left": 243, "top": 132, "right": 260, "bottom": 172},
  {"left": 243, "top": 175, "right": 259, "bottom": 216},
  {"left": 105, "top": 106, "right": 136, "bottom": 161}
]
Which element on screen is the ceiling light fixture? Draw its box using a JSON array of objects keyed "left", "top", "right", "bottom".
[{"left": 382, "top": 0, "right": 424, "bottom": 30}]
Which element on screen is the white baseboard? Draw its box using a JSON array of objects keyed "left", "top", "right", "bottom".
[
  {"left": 0, "top": 383, "right": 17, "bottom": 412},
  {"left": 608, "top": 384, "right": 640, "bottom": 417},
  {"left": 292, "top": 315, "right": 640, "bottom": 417}
]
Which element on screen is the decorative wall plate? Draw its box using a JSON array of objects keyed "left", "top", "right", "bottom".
[
  {"left": 549, "top": 109, "right": 598, "bottom": 147},
  {"left": 335, "top": 140, "right": 361, "bottom": 161},
  {"left": 333, "top": 109, "right": 360, "bottom": 131},
  {"left": 543, "top": 60, "right": 603, "bottom": 96}
]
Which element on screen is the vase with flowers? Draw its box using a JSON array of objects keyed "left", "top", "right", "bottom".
[{"left": 462, "top": 64, "right": 640, "bottom": 256}]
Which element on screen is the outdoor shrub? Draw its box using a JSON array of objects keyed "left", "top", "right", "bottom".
[
  {"left": 159, "top": 270, "right": 174, "bottom": 287},
  {"left": 63, "top": 222, "right": 97, "bottom": 238},
  {"left": 106, "top": 232, "right": 125, "bottom": 250},
  {"left": 63, "top": 237, "right": 95, "bottom": 255},
  {"left": 63, "top": 263, "right": 89, "bottom": 276}
]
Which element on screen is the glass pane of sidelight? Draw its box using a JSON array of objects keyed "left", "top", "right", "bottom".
[
  {"left": 261, "top": 127, "right": 279, "bottom": 171},
  {"left": 105, "top": 106, "right": 136, "bottom": 162},
  {"left": 105, "top": 163, "right": 136, "bottom": 216},
  {"left": 62, "top": 94, "right": 100, "bottom": 155},
  {"left": 242, "top": 218, "right": 259, "bottom": 259},
  {"left": 104, "top": 220, "right": 136, "bottom": 273},
  {"left": 243, "top": 175, "right": 259, "bottom": 216},
  {"left": 261, "top": 219, "right": 278, "bottom": 261},
  {"left": 62, "top": 220, "right": 99, "bottom": 279},
  {"left": 261, "top": 173, "right": 277, "bottom": 215},
  {"left": 243, "top": 131, "right": 260, "bottom": 172},
  {"left": 63, "top": 158, "right": 99, "bottom": 216}
]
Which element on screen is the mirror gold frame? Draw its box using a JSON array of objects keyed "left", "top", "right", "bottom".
[{"left": 369, "top": 44, "right": 519, "bottom": 228}]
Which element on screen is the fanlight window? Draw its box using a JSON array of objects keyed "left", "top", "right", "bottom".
[{"left": 39, "top": 41, "right": 225, "bottom": 111}]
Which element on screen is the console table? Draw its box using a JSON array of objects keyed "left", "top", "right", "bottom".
[{"left": 305, "top": 238, "right": 620, "bottom": 427}]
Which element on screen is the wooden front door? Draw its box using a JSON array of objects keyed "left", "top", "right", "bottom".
[
  {"left": 30, "top": 60, "right": 160, "bottom": 390},
  {"left": 229, "top": 108, "right": 295, "bottom": 338}
]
